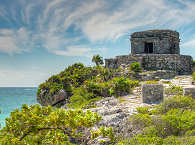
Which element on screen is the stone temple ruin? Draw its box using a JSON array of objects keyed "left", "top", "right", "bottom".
[{"left": 105, "top": 30, "right": 193, "bottom": 75}]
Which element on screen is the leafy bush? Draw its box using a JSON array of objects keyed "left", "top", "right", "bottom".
[
  {"left": 0, "top": 104, "right": 102, "bottom": 145},
  {"left": 83, "top": 77, "right": 139, "bottom": 98},
  {"left": 117, "top": 135, "right": 195, "bottom": 145},
  {"left": 68, "top": 77, "right": 139, "bottom": 108},
  {"left": 192, "top": 72, "right": 195, "bottom": 81},
  {"left": 111, "top": 77, "right": 139, "bottom": 96},
  {"left": 129, "top": 62, "right": 142, "bottom": 73},
  {"left": 163, "top": 136, "right": 195, "bottom": 145},
  {"left": 166, "top": 85, "right": 183, "bottom": 96},
  {"left": 162, "top": 109, "right": 195, "bottom": 136},
  {"left": 68, "top": 87, "right": 102, "bottom": 109},
  {"left": 117, "top": 135, "right": 162, "bottom": 145},
  {"left": 157, "top": 95, "right": 195, "bottom": 113},
  {"left": 129, "top": 114, "right": 152, "bottom": 129},
  {"left": 142, "top": 80, "right": 158, "bottom": 84},
  {"left": 136, "top": 106, "right": 150, "bottom": 114},
  {"left": 122, "top": 95, "right": 195, "bottom": 145}
]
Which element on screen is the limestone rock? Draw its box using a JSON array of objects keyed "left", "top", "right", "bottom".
[
  {"left": 183, "top": 87, "right": 195, "bottom": 98},
  {"left": 142, "top": 84, "right": 164, "bottom": 103},
  {"left": 37, "top": 89, "right": 68, "bottom": 106}
]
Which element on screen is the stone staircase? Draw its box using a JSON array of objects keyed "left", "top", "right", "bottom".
[{"left": 171, "top": 75, "right": 193, "bottom": 88}]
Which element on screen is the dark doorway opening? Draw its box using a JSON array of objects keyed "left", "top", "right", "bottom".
[{"left": 144, "top": 42, "right": 153, "bottom": 53}]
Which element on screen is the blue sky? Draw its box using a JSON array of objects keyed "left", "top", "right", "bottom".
[{"left": 0, "top": 0, "right": 195, "bottom": 87}]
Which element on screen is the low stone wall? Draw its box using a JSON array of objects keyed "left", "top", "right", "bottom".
[
  {"left": 105, "top": 54, "right": 192, "bottom": 75},
  {"left": 134, "top": 70, "right": 177, "bottom": 81},
  {"left": 183, "top": 87, "right": 195, "bottom": 98}
]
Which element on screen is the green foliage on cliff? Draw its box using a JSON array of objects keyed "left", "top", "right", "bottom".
[
  {"left": 68, "top": 77, "right": 139, "bottom": 109},
  {"left": 118, "top": 95, "right": 195, "bottom": 145},
  {"left": 37, "top": 63, "right": 118, "bottom": 105},
  {"left": 37, "top": 63, "right": 96, "bottom": 98},
  {"left": 37, "top": 62, "right": 140, "bottom": 107},
  {"left": 0, "top": 104, "right": 102, "bottom": 145}
]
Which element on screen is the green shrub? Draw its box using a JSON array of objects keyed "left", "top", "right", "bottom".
[
  {"left": 185, "top": 129, "right": 195, "bottom": 136},
  {"left": 129, "top": 114, "right": 152, "bottom": 129},
  {"left": 159, "top": 95, "right": 195, "bottom": 113},
  {"left": 117, "top": 135, "right": 162, "bottom": 145},
  {"left": 136, "top": 106, "right": 151, "bottom": 114},
  {"left": 192, "top": 72, "right": 195, "bottom": 81},
  {"left": 129, "top": 62, "right": 142, "bottom": 73},
  {"left": 119, "top": 94, "right": 195, "bottom": 145},
  {"left": 83, "top": 77, "right": 139, "bottom": 97},
  {"left": 166, "top": 85, "right": 183, "bottom": 96},
  {"left": 142, "top": 80, "right": 158, "bottom": 84},
  {"left": 83, "top": 79, "right": 111, "bottom": 97},
  {"left": 111, "top": 77, "right": 139, "bottom": 96},
  {"left": 162, "top": 109, "right": 195, "bottom": 136},
  {"left": 163, "top": 136, "right": 195, "bottom": 145},
  {"left": 118, "top": 136, "right": 195, "bottom": 145},
  {"left": 0, "top": 104, "right": 102, "bottom": 145},
  {"left": 68, "top": 87, "right": 95, "bottom": 109}
]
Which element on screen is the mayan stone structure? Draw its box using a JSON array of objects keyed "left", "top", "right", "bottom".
[
  {"left": 131, "top": 30, "right": 180, "bottom": 54},
  {"left": 105, "top": 30, "right": 193, "bottom": 75}
]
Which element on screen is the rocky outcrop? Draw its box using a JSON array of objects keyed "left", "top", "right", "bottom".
[
  {"left": 85, "top": 95, "right": 153, "bottom": 144},
  {"left": 37, "top": 89, "right": 69, "bottom": 106}
]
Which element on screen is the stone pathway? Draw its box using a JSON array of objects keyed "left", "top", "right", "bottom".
[
  {"left": 170, "top": 75, "right": 193, "bottom": 88},
  {"left": 89, "top": 95, "right": 151, "bottom": 127}
]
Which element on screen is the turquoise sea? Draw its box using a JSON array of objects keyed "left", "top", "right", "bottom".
[{"left": 0, "top": 87, "right": 38, "bottom": 128}]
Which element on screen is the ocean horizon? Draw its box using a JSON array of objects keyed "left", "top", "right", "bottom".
[{"left": 0, "top": 87, "right": 38, "bottom": 128}]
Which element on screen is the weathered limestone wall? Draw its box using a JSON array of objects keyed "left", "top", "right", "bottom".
[
  {"left": 131, "top": 30, "right": 180, "bottom": 54},
  {"left": 105, "top": 54, "right": 192, "bottom": 75},
  {"left": 134, "top": 70, "right": 177, "bottom": 81},
  {"left": 183, "top": 87, "right": 195, "bottom": 98},
  {"left": 142, "top": 84, "right": 164, "bottom": 103},
  {"left": 141, "top": 54, "right": 192, "bottom": 74}
]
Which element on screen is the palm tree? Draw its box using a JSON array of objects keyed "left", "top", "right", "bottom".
[{"left": 92, "top": 54, "right": 104, "bottom": 66}]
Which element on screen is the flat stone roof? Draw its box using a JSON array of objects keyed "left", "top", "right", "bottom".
[{"left": 131, "top": 29, "right": 179, "bottom": 38}]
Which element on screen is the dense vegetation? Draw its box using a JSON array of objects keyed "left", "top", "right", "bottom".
[
  {"left": 37, "top": 62, "right": 140, "bottom": 107},
  {"left": 118, "top": 95, "right": 195, "bottom": 145},
  {"left": 68, "top": 77, "right": 139, "bottom": 108},
  {"left": 0, "top": 104, "right": 111, "bottom": 145}
]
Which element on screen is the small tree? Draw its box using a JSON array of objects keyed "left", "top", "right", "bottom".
[
  {"left": 129, "top": 62, "right": 142, "bottom": 73},
  {"left": 92, "top": 54, "right": 104, "bottom": 66}
]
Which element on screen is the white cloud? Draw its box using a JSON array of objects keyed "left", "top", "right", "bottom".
[
  {"left": 53, "top": 45, "right": 92, "bottom": 57},
  {"left": 1, "top": 0, "right": 195, "bottom": 55},
  {"left": 0, "top": 27, "right": 33, "bottom": 55}
]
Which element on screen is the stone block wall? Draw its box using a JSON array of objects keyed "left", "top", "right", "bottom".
[
  {"left": 142, "top": 84, "right": 164, "bottom": 104},
  {"left": 141, "top": 54, "right": 192, "bottom": 74},
  {"left": 131, "top": 30, "right": 179, "bottom": 54},
  {"left": 105, "top": 54, "right": 192, "bottom": 75},
  {"left": 134, "top": 70, "right": 177, "bottom": 81}
]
